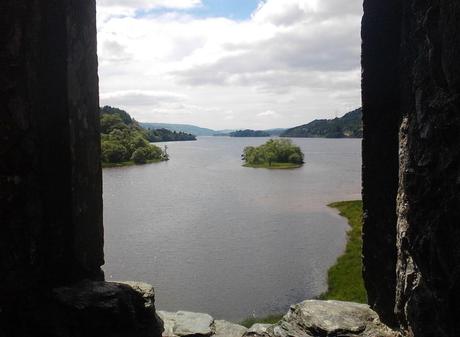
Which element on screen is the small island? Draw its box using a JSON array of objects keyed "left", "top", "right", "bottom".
[
  {"left": 230, "top": 129, "right": 270, "bottom": 137},
  {"left": 242, "top": 139, "right": 304, "bottom": 169}
]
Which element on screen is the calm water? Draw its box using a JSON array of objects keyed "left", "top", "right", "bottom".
[{"left": 103, "top": 137, "right": 361, "bottom": 321}]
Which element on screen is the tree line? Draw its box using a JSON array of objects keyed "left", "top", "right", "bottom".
[{"left": 100, "top": 106, "right": 168, "bottom": 165}]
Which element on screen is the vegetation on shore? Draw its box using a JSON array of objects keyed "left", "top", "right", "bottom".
[
  {"left": 319, "top": 200, "right": 366, "bottom": 303},
  {"left": 280, "top": 108, "right": 362, "bottom": 138},
  {"left": 242, "top": 139, "right": 304, "bottom": 169},
  {"left": 145, "top": 128, "right": 196, "bottom": 142},
  {"left": 240, "top": 314, "right": 284, "bottom": 328},
  {"left": 100, "top": 106, "right": 169, "bottom": 166},
  {"left": 230, "top": 129, "right": 270, "bottom": 137},
  {"left": 243, "top": 162, "right": 302, "bottom": 169}
]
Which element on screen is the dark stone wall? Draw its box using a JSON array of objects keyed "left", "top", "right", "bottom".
[
  {"left": 361, "top": 0, "right": 401, "bottom": 327},
  {"left": 0, "top": 0, "right": 103, "bottom": 302},
  {"left": 363, "top": 0, "right": 460, "bottom": 336},
  {"left": 395, "top": 1, "right": 460, "bottom": 337}
]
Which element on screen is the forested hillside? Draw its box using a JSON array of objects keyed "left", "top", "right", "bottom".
[
  {"left": 230, "top": 129, "right": 270, "bottom": 137},
  {"left": 100, "top": 106, "right": 168, "bottom": 166},
  {"left": 281, "top": 108, "right": 362, "bottom": 138}
]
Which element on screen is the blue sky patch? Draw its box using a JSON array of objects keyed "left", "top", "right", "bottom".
[{"left": 136, "top": 0, "right": 261, "bottom": 21}]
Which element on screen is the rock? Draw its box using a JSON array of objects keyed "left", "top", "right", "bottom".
[
  {"left": 264, "top": 300, "right": 399, "bottom": 337},
  {"left": 158, "top": 311, "right": 179, "bottom": 337},
  {"left": 48, "top": 280, "right": 164, "bottom": 337},
  {"left": 174, "top": 311, "right": 214, "bottom": 336},
  {"left": 116, "top": 281, "right": 156, "bottom": 308},
  {"left": 213, "top": 320, "right": 247, "bottom": 337},
  {"left": 244, "top": 323, "right": 272, "bottom": 336},
  {"left": 158, "top": 311, "right": 247, "bottom": 337}
]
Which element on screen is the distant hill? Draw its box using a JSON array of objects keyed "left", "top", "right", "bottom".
[
  {"left": 141, "top": 122, "right": 286, "bottom": 137},
  {"left": 230, "top": 129, "right": 270, "bottom": 137},
  {"left": 265, "top": 128, "right": 286, "bottom": 136},
  {"left": 140, "top": 123, "right": 220, "bottom": 136},
  {"left": 280, "top": 108, "right": 362, "bottom": 138},
  {"left": 215, "top": 128, "right": 286, "bottom": 137}
]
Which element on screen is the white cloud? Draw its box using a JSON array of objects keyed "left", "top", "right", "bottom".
[
  {"left": 96, "top": 0, "right": 362, "bottom": 129},
  {"left": 257, "top": 110, "right": 280, "bottom": 118}
]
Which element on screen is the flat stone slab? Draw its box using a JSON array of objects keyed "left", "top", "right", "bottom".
[
  {"left": 158, "top": 311, "right": 179, "bottom": 337},
  {"left": 158, "top": 300, "right": 399, "bottom": 337},
  {"left": 267, "top": 300, "right": 400, "bottom": 337},
  {"left": 244, "top": 323, "right": 272, "bottom": 336},
  {"left": 158, "top": 311, "right": 214, "bottom": 336},
  {"left": 213, "top": 320, "right": 247, "bottom": 337}
]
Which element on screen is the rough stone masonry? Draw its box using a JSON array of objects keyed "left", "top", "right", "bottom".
[{"left": 362, "top": 1, "right": 460, "bottom": 336}]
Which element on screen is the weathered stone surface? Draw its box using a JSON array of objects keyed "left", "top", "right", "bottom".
[
  {"left": 158, "top": 311, "right": 247, "bottom": 337},
  {"left": 158, "top": 311, "right": 179, "bottom": 337},
  {"left": 158, "top": 311, "right": 214, "bottom": 337},
  {"left": 264, "top": 300, "right": 398, "bottom": 337},
  {"left": 0, "top": 280, "right": 163, "bottom": 337},
  {"left": 361, "top": 0, "right": 401, "bottom": 327},
  {"left": 244, "top": 324, "right": 272, "bottom": 337},
  {"left": 213, "top": 320, "right": 247, "bottom": 337},
  {"left": 394, "top": 2, "right": 460, "bottom": 337},
  {"left": 363, "top": 0, "right": 460, "bottom": 336},
  {"left": 0, "top": 0, "right": 103, "bottom": 302}
]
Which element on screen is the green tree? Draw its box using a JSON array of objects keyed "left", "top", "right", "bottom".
[
  {"left": 100, "top": 114, "right": 125, "bottom": 134},
  {"left": 242, "top": 139, "right": 304, "bottom": 167},
  {"left": 101, "top": 141, "right": 128, "bottom": 163}
]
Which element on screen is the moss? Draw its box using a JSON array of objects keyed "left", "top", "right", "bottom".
[{"left": 318, "top": 200, "right": 367, "bottom": 303}]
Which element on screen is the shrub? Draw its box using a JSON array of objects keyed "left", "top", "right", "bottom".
[{"left": 101, "top": 141, "right": 128, "bottom": 163}]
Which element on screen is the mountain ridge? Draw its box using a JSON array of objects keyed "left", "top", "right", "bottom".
[{"left": 280, "top": 108, "right": 362, "bottom": 138}]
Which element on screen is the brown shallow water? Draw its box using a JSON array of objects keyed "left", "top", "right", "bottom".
[{"left": 103, "top": 137, "right": 361, "bottom": 321}]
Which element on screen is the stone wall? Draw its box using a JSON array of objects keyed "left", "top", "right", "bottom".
[
  {"left": 0, "top": 2, "right": 165, "bottom": 336},
  {"left": 361, "top": 0, "right": 401, "bottom": 327},
  {"left": 362, "top": 1, "right": 460, "bottom": 336},
  {"left": 0, "top": 0, "right": 103, "bottom": 301}
]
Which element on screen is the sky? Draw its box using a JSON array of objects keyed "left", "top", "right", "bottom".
[{"left": 96, "top": 0, "right": 363, "bottom": 130}]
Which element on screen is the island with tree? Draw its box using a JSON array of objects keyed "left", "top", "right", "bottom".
[
  {"left": 242, "top": 139, "right": 304, "bottom": 169},
  {"left": 100, "top": 106, "right": 169, "bottom": 167}
]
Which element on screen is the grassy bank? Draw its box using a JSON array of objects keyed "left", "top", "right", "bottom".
[
  {"left": 243, "top": 162, "right": 302, "bottom": 169},
  {"left": 319, "top": 200, "right": 366, "bottom": 303},
  {"left": 240, "top": 314, "right": 284, "bottom": 328}
]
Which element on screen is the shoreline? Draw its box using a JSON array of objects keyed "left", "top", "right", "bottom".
[
  {"left": 319, "top": 200, "right": 366, "bottom": 303},
  {"left": 240, "top": 200, "right": 366, "bottom": 326},
  {"left": 102, "top": 158, "right": 166, "bottom": 168},
  {"left": 242, "top": 162, "right": 303, "bottom": 169}
]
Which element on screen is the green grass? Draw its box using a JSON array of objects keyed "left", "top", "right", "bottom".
[
  {"left": 240, "top": 314, "right": 284, "bottom": 328},
  {"left": 102, "top": 158, "right": 164, "bottom": 168},
  {"left": 319, "top": 200, "right": 367, "bottom": 303},
  {"left": 243, "top": 162, "right": 303, "bottom": 169}
]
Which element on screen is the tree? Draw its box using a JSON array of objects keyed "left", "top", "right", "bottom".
[
  {"left": 242, "top": 139, "right": 304, "bottom": 166},
  {"left": 131, "top": 147, "right": 150, "bottom": 164},
  {"left": 101, "top": 141, "right": 128, "bottom": 163}
]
